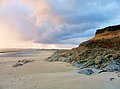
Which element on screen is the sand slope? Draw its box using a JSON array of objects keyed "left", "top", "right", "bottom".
[{"left": 0, "top": 50, "right": 120, "bottom": 89}]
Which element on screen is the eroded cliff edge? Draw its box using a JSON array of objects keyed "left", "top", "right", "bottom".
[{"left": 46, "top": 25, "right": 120, "bottom": 72}]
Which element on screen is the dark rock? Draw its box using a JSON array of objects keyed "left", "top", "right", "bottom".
[
  {"left": 12, "top": 62, "right": 23, "bottom": 67},
  {"left": 78, "top": 69, "right": 94, "bottom": 75},
  {"left": 118, "top": 74, "right": 120, "bottom": 77},
  {"left": 106, "top": 60, "right": 120, "bottom": 72},
  {"left": 13, "top": 59, "right": 34, "bottom": 67},
  {"left": 98, "top": 70, "right": 107, "bottom": 74},
  {"left": 72, "top": 62, "right": 84, "bottom": 68},
  {"left": 18, "top": 59, "right": 35, "bottom": 64},
  {"left": 109, "top": 78, "right": 115, "bottom": 81}
]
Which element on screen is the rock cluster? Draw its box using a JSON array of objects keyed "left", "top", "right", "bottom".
[
  {"left": 70, "top": 48, "right": 120, "bottom": 71},
  {"left": 46, "top": 48, "right": 120, "bottom": 72},
  {"left": 45, "top": 50, "right": 69, "bottom": 62},
  {"left": 12, "top": 59, "right": 34, "bottom": 67}
]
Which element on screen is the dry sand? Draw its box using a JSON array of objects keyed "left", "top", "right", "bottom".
[{"left": 0, "top": 49, "right": 120, "bottom": 89}]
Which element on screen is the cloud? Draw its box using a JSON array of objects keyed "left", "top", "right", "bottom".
[
  {"left": 32, "top": 0, "right": 120, "bottom": 45},
  {"left": 0, "top": 0, "right": 120, "bottom": 48}
]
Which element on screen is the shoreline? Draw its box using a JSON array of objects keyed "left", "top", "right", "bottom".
[{"left": 0, "top": 49, "right": 120, "bottom": 89}]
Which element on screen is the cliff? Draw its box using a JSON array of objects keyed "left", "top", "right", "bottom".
[
  {"left": 96, "top": 24, "right": 120, "bottom": 35},
  {"left": 46, "top": 24, "right": 120, "bottom": 72},
  {"left": 78, "top": 24, "right": 120, "bottom": 51}
]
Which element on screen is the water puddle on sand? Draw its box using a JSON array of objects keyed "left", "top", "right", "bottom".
[{"left": 0, "top": 50, "right": 40, "bottom": 57}]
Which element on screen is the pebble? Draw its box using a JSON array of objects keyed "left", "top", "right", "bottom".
[
  {"left": 109, "top": 78, "right": 115, "bottom": 81},
  {"left": 34, "top": 86, "right": 37, "bottom": 88}
]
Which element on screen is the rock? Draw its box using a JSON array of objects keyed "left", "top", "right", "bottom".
[
  {"left": 65, "top": 51, "right": 71, "bottom": 57},
  {"left": 13, "top": 59, "right": 34, "bottom": 67},
  {"left": 34, "top": 86, "right": 37, "bottom": 88},
  {"left": 115, "top": 72, "right": 120, "bottom": 77},
  {"left": 79, "top": 59, "right": 87, "bottom": 63},
  {"left": 58, "top": 57, "right": 68, "bottom": 62},
  {"left": 109, "top": 78, "right": 115, "bottom": 81},
  {"left": 118, "top": 74, "right": 120, "bottom": 77},
  {"left": 78, "top": 69, "right": 94, "bottom": 75},
  {"left": 98, "top": 70, "right": 107, "bottom": 74},
  {"left": 45, "top": 50, "right": 69, "bottom": 62},
  {"left": 95, "top": 56, "right": 103, "bottom": 65},
  {"left": 112, "top": 54, "right": 119, "bottom": 59},
  {"left": 106, "top": 60, "right": 120, "bottom": 72},
  {"left": 18, "top": 59, "right": 34, "bottom": 64},
  {"left": 72, "top": 62, "right": 83, "bottom": 68},
  {"left": 83, "top": 59, "right": 95, "bottom": 68},
  {"left": 12, "top": 62, "right": 23, "bottom": 67},
  {"left": 104, "top": 54, "right": 112, "bottom": 59},
  {"left": 47, "top": 56, "right": 58, "bottom": 62}
]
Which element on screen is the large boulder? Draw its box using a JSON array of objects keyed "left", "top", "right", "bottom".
[{"left": 105, "top": 59, "right": 120, "bottom": 72}]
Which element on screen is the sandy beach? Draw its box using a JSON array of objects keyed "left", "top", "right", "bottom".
[{"left": 0, "top": 49, "right": 120, "bottom": 89}]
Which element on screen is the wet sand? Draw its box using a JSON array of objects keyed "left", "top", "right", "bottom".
[{"left": 0, "top": 49, "right": 120, "bottom": 89}]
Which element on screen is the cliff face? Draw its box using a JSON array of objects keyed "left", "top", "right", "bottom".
[
  {"left": 46, "top": 25, "right": 120, "bottom": 72},
  {"left": 77, "top": 24, "right": 120, "bottom": 52},
  {"left": 69, "top": 25, "right": 120, "bottom": 71},
  {"left": 95, "top": 24, "right": 120, "bottom": 35}
]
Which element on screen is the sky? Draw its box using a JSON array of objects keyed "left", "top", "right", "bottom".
[{"left": 0, "top": 0, "right": 120, "bottom": 49}]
